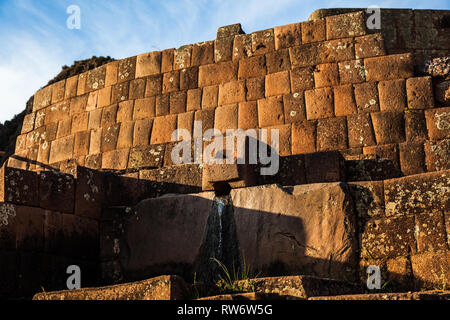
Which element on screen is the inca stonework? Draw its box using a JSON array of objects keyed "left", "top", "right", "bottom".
[{"left": 1, "top": 9, "right": 449, "bottom": 300}]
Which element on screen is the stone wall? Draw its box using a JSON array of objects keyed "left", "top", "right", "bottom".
[
  {"left": 1, "top": 9, "right": 449, "bottom": 298},
  {"left": 11, "top": 10, "right": 450, "bottom": 179}
]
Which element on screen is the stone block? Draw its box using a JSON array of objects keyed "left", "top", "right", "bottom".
[
  {"left": 86, "top": 65, "right": 106, "bottom": 91},
  {"left": 118, "top": 56, "right": 136, "bottom": 83},
  {"left": 214, "top": 104, "right": 238, "bottom": 134},
  {"left": 371, "top": 112, "right": 406, "bottom": 144},
  {"left": 411, "top": 252, "right": 449, "bottom": 290},
  {"left": 201, "top": 85, "right": 218, "bottom": 109},
  {"left": 305, "top": 87, "right": 334, "bottom": 120},
  {"left": 354, "top": 34, "right": 386, "bottom": 59},
  {"left": 162, "top": 70, "right": 180, "bottom": 94},
  {"left": 274, "top": 23, "right": 301, "bottom": 50},
  {"left": 76, "top": 72, "right": 87, "bottom": 96},
  {"left": 129, "top": 78, "right": 146, "bottom": 100},
  {"left": 21, "top": 113, "right": 35, "bottom": 134},
  {"left": 186, "top": 88, "right": 202, "bottom": 111},
  {"left": 347, "top": 180, "right": 384, "bottom": 219},
  {"left": 194, "top": 109, "right": 215, "bottom": 135},
  {"left": 361, "top": 215, "right": 416, "bottom": 260},
  {"left": 39, "top": 170, "right": 75, "bottom": 213},
  {"left": 111, "top": 82, "right": 130, "bottom": 104},
  {"left": 117, "top": 121, "right": 135, "bottom": 149},
  {"left": 65, "top": 75, "right": 78, "bottom": 99},
  {"left": 384, "top": 170, "right": 450, "bottom": 216},
  {"left": 100, "top": 104, "right": 118, "bottom": 127},
  {"left": 292, "top": 120, "right": 316, "bottom": 155},
  {"left": 102, "top": 149, "right": 130, "bottom": 170},
  {"left": 180, "top": 67, "right": 198, "bottom": 91},
  {"left": 15, "top": 206, "right": 44, "bottom": 251},
  {"left": 251, "top": 29, "right": 275, "bottom": 55},
  {"left": 51, "top": 80, "right": 65, "bottom": 104},
  {"left": 283, "top": 93, "right": 306, "bottom": 123},
  {"left": 232, "top": 34, "right": 252, "bottom": 60},
  {"left": 155, "top": 93, "right": 169, "bottom": 116},
  {"left": 334, "top": 84, "right": 357, "bottom": 116},
  {"left": 192, "top": 41, "right": 214, "bottom": 66},
  {"left": 363, "top": 143, "right": 400, "bottom": 169},
  {"left": 364, "top": 53, "right": 414, "bottom": 82},
  {"left": 98, "top": 87, "right": 112, "bottom": 108},
  {"left": 198, "top": 61, "right": 237, "bottom": 87},
  {"left": 266, "top": 49, "right": 291, "bottom": 74},
  {"left": 49, "top": 135, "right": 74, "bottom": 164},
  {"left": 347, "top": 113, "right": 376, "bottom": 148},
  {"left": 136, "top": 51, "right": 161, "bottom": 78},
  {"left": 214, "top": 37, "right": 233, "bottom": 63},
  {"left": 399, "top": 142, "right": 425, "bottom": 176},
  {"left": 238, "top": 101, "right": 258, "bottom": 130},
  {"left": 105, "top": 61, "right": 119, "bottom": 87},
  {"left": 314, "top": 63, "right": 339, "bottom": 88},
  {"left": 265, "top": 71, "right": 291, "bottom": 97},
  {"left": 338, "top": 59, "right": 366, "bottom": 84},
  {"left": 33, "top": 86, "right": 52, "bottom": 112},
  {"left": 424, "top": 139, "right": 450, "bottom": 172},
  {"left": 378, "top": 79, "right": 406, "bottom": 112},
  {"left": 128, "top": 145, "right": 165, "bottom": 169},
  {"left": 405, "top": 111, "right": 427, "bottom": 142},
  {"left": 0, "top": 166, "right": 39, "bottom": 206},
  {"left": 326, "top": 11, "right": 366, "bottom": 40},
  {"left": 169, "top": 91, "right": 187, "bottom": 114},
  {"left": 73, "top": 130, "right": 90, "bottom": 157},
  {"left": 218, "top": 80, "right": 246, "bottom": 106},
  {"left": 406, "top": 77, "right": 434, "bottom": 109},
  {"left": 301, "top": 19, "right": 326, "bottom": 43},
  {"left": 117, "top": 100, "right": 134, "bottom": 123},
  {"left": 161, "top": 48, "right": 174, "bottom": 73},
  {"left": 177, "top": 111, "right": 194, "bottom": 139},
  {"left": 424, "top": 107, "right": 450, "bottom": 140},
  {"left": 150, "top": 114, "right": 177, "bottom": 144},
  {"left": 245, "top": 77, "right": 265, "bottom": 101},
  {"left": 354, "top": 82, "right": 379, "bottom": 113},
  {"left": 133, "top": 118, "right": 152, "bottom": 147},
  {"left": 73, "top": 166, "right": 104, "bottom": 220},
  {"left": 101, "top": 123, "right": 121, "bottom": 153},
  {"left": 415, "top": 212, "right": 447, "bottom": 254},
  {"left": 317, "top": 117, "right": 348, "bottom": 151},
  {"left": 70, "top": 94, "right": 89, "bottom": 115},
  {"left": 257, "top": 96, "right": 285, "bottom": 127},
  {"left": 145, "top": 74, "right": 162, "bottom": 97},
  {"left": 89, "top": 129, "right": 101, "bottom": 155},
  {"left": 238, "top": 55, "right": 266, "bottom": 79}
]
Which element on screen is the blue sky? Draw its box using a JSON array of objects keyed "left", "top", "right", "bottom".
[{"left": 1, "top": 0, "right": 449, "bottom": 123}]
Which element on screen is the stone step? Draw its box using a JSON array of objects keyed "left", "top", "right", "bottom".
[
  {"left": 33, "top": 275, "right": 189, "bottom": 300},
  {"left": 33, "top": 274, "right": 361, "bottom": 300},
  {"left": 234, "top": 275, "right": 361, "bottom": 300},
  {"left": 308, "top": 291, "right": 450, "bottom": 300}
]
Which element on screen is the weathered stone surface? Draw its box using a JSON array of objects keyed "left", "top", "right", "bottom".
[
  {"left": 361, "top": 215, "right": 416, "bottom": 260},
  {"left": 0, "top": 166, "right": 39, "bottom": 207},
  {"left": 348, "top": 181, "right": 384, "bottom": 220},
  {"left": 384, "top": 170, "right": 450, "bottom": 216},
  {"left": 199, "top": 292, "right": 286, "bottom": 300},
  {"left": 411, "top": 252, "right": 449, "bottom": 290},
  {"left": 309, "top": 291, "right": 450, "bottom": 300},
  {"left": 39, "top": 170, "right": 75, "bottom": 213},
  {"left": 119, "top": 192, "right": 215, "bottom": 280},
  {"left": 235, "top": 275, "right": 360, "bottom": 299},
  {"left": 231, "top": 183, "right": 358, "bottom": 281},
  {"left": 33, "top": 275, "right": 189, "bottom": 300}
]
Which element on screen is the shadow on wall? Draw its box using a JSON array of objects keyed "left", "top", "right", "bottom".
[{"left": 0, "top": 150, "right": 436, "bottom": 300}]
